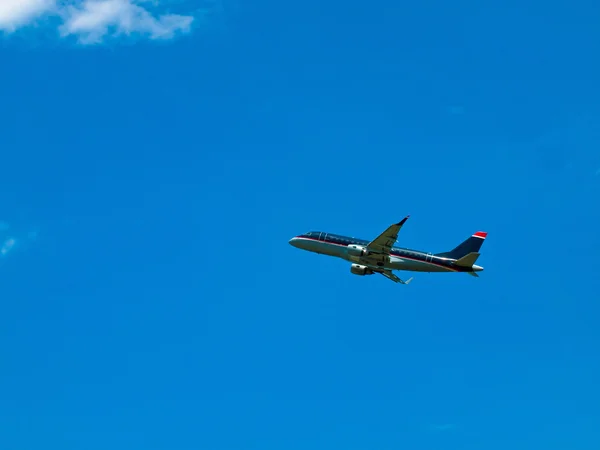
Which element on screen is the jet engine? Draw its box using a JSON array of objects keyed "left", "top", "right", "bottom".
[
  {"left": 350, "top": 264, "right": 374, "bottom": 276},
  {"left": 347, "top": 244, "right": 369, "bottom": 257}
]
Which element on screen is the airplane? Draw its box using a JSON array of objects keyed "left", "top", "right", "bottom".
[{"left": 288, "top": 216, "right": 486, "bottom": 284}]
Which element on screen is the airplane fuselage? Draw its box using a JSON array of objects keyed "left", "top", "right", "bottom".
[{"left": 289, "top": 231, "right": 484, "bottom": 274}]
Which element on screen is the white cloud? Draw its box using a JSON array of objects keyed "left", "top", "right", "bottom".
[
  {"left": 0, "top": 0, "right": 195, "bottom": 43},
  {"left": 0, "top": 0, "right": 55, "bottom": 32},
  {"left": 1, "top": 237, "right": 16, "bottom": 257},
  {"left": 0, "top": 221, "right": 39, "bottom": 261},
  {"left": 59, "top": 1, "right": 194, "bottom": 43}
]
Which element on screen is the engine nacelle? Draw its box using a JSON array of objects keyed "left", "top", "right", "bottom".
[
  {"left": 347, "top": 244, "right": 368, "bottom": 257},
  {"left": 350, "top": 264, "right": 374, "bottom": 276}
]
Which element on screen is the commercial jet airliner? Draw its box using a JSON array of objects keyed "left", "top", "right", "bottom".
[{"left": 288, "top": 216, "right": 486, "bottom": 284}]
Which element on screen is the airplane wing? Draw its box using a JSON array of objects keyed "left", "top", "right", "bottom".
[
  {"left": 379, "top": 270, "right": 413, "bottom": 285},
  {"left": 366, "top": 216, "right": 410, "bottom": 256}
]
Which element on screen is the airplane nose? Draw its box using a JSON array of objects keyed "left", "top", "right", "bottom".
[{"left": 289, "top": 237, "right": 302, "bottom": 248}]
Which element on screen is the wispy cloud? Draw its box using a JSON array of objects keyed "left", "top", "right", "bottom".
[
  {"left": 0, "top": 0, "right": 198, "bottom": 44},
  {"left": 0, "top": 0, "right": 54, "bottom": 32},
  {"left": 1, "top": 237, "right": 16, "bottom": 257},
  {"left": 0, "top": 221, "right": 38, "bottom": 261}
]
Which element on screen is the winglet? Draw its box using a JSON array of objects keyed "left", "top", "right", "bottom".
[{"left": 397, "top": 215, "right": 410, "bottom": 226}]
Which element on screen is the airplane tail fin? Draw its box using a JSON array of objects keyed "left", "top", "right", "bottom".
[{"left": 435, "top": 231, "right": 487, "bottom": 260}]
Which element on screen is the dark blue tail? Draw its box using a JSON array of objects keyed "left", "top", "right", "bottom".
[{"left": 435, "top": 232, "right": 487, "bottom": 259}]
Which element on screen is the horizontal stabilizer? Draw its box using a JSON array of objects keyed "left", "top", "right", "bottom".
[{"left": 454, "top": 252, "right": 480, "bottom": 268}]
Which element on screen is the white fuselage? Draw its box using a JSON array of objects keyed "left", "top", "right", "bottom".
[{"left": 289, "top": 235, "right": 465, "bottom": 273}]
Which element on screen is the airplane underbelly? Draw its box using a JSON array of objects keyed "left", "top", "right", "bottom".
[
  {"left": 388, "top": 257, "right": 445, "bottom": 272},
  {"left": 305, "top": 241, "right": 344, "bottom": 257},
  {"left": 388, "top": 258, "right": 418, "bottom": 271},
  {"left": 324, "top": 244, "right": 345, "bottom": 257},
  {"left": 350, "top": 253, "right": 451, "bottom": 273}
]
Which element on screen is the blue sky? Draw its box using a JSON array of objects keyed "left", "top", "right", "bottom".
[{"left": 1, "top": 1, "right": 599, "bottom": 449}]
